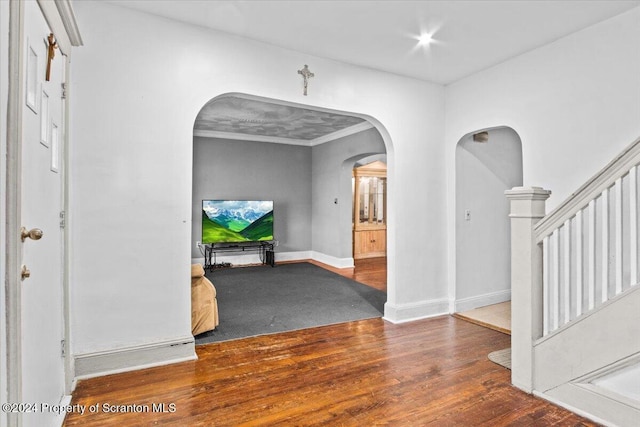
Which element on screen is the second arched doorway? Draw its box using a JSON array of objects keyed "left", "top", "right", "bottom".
[{"left": 455, "top": 127, "right": 523, "bottom": 324}]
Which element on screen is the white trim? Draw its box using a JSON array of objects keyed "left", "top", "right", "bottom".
[
  {"left": 310, "top": 251, "right": 354, "bottom": 269},
  {"left": 6, "top": 2, "right": 25, "bottom": 426},
  {"left": 53, "top": 0, "right": 83, "bottom": 47},
  {"left": 194, "top": 129, "right": 314, "bottom": 146},
  {"left": 535, "top": 137, "right": 640, "bottom": 241},
  {"left": 631, "top": 166, "right": 638, "bottom": 286},
  {"left": 383, "top": 298, "right": 449, "bottom": 323},
  {"left": 194, "top": 121, "right": 373, "bottom": 147},
  {"left": 53, "top": 395, "right": 72, "bottom": 427},
  {"left": 74, "top": 337, "right": 196, "bottom": 380},
  {"left": 453, "top": 289, "right": 511, "bottom": 313},
  {"left": 533, "top": 388, "right": 614, "bottom": 427},
  {"left": 62, "top": 53, "right": 74, "bottom": 395},
  {"left": 36, "top": 0, "right": 74, "bottom": 54},
  {"left": 191, "top": 250, "right": 353, "bottom": 269},
  {"left": 534, "top": 284, "right": 640, "bottom": 346},
  {"left": 39, "top": 87, "right": 49, "bottom": 145},
  {"left": 25, "top": 41, "right": 37, "bottom": 113},
  {"left": 192, "top": 250, "right": 309, "bottom": 268},
  {"left": 50, "top": 121, "right": 59, "bottom": 172},
  {"left": 576, "top": 352, "right": 640, "bottom": 409}
]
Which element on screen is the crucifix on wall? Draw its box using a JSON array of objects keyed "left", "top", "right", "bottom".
[
  {"left": 297, "top": 64, "right": 314, "bottom": 96},
  {"left": 46, "top": 33, "right": 58, "bottom": 82}
]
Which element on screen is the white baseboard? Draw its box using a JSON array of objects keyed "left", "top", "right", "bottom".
[
  {"left": 310, "top": 251, "right": 354, "bottom": 269},
  {"left": 383, "top": 298, "right": 449, "bottom": 323},
  {"left": 53, "top": 395, "right": 72, "bottom": 427},
  {"left": 74, "top": 336, "right": 196, "bottom": 380},
  {"left": 191, "top": 250, "right": 313, "bottom": 268},
  {"left": 191, "top": 251, "right": 354, "bottom": 269},
  {"left": 277, "top": 251, "right": 313, "bottom": 263},
  {"left": 454, "top": 289, "right": 511, "bottom": 313},
  {"left": 534, "top": 385, "right": 629, "bottom": 427}
]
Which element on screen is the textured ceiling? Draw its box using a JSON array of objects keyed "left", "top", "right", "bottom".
[{"left": 194, "top": 96, "right": 370, "bottom": 145}]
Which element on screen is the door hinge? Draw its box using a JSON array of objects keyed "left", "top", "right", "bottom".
[
  {"left": 60, "top": 211, "right": 66, "bottom": 228},
  {"left": 61, "top": 82, "right": 67, "bottom": 99},
  {"left": 61, "top": 339, "right": 66, "bottom": 357}
]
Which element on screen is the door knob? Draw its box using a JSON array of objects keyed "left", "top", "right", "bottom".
[
  {"left": 21, "top": 265, "right": 31, "bottom": 280},
  {"left": 21, "top": 227, "right": 43, "bottom": 242}
]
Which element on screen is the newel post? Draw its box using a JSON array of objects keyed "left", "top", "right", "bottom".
[{"left": 505, "top": 186, "right": 551, "bottom": 393}]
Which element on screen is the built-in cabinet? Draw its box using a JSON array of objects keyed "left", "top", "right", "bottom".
[{"left": 353, "top": 161, "right": 387, "bottom": 259}]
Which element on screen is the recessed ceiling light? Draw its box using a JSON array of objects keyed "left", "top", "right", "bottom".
[{"left": 417, "top": 33, "right": 433, "bottom": 46}]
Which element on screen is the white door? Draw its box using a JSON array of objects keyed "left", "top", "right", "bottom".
[{"left": 19, "top": 2, "right": 67, "bottom": 425}]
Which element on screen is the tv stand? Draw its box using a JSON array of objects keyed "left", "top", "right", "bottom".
[{"left": 204, "top": 241, "right": 275, "bottom": 271}]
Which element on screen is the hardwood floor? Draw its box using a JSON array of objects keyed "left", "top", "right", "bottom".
[
  {"left": 64, "top": 316, "right": 596, "bottom": 426},
  {"left": 307, "top": 256, "right": 387, "bottom": 292},
  {"left": 64, "top": 259, "right": 596, "bottom": 426}
]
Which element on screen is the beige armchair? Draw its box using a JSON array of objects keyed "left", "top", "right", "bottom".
[{"left": 191, "top": 264, "right": 219, "bottom": 335}]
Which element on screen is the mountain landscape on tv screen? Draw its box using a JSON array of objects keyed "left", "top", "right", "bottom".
[{"left": 202, "top": 201, "right": 273, "bottom": 243}]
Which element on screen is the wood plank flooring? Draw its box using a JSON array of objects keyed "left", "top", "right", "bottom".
[
  {"left": 64, "top": 316, "right": 596, "bottom": 426},
  {"left": 307, "top": 257, "right": 387, "bottom": 292},
  {"left": 454, "top": 302, "right": 512, "bottom": 335},
  {"left": 64, "top": 259, "right": 595, "bottom": 426}
]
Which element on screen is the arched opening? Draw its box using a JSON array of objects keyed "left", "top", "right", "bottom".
[
  {"left": 454, "top": 127, "right": 523, "bottom": 329},
  {"left": 190, "top": 93, "right": 392, "bottom": 341},
  {"left": 351, "top": 155, "right": 387, "bottom": 260}
]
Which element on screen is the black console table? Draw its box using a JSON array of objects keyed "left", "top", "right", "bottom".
[{"left": 204, "top": 241, "right": 275, "bottom": 271}]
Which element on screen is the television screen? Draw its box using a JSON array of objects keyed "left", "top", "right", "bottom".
[{"left": 202, "top": 200, "right": 274, "bottom": 244}]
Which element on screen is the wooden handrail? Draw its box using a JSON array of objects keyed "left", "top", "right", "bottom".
[{"left": 534, "top": 136, "right": 640, "bottom": 243}]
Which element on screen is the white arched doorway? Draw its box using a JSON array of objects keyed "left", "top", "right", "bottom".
[
  {"left": 190, "top": 93, "right": 393, "bottom": 323},
  {"left": 455, "top": 127, "right": 523, "bottom": 316}
]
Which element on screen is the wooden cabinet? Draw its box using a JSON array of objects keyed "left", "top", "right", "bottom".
[
  {"left": 353, "top": 161, "right": 387, "bottom": 260},
  {"left": 354, "top": 229, "right": 386, "bottom": 259}
]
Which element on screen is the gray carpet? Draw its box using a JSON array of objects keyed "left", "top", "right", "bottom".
[{"left": 195, "top": 262, "right": 386, "bottom": 345}]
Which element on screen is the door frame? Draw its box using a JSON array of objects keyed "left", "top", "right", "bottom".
[
  {"left": 4, "top": 1, "right": 81, "bottom": 423},
  {"left": 6, "top": 2, "right": 25, "bottom": 423}
]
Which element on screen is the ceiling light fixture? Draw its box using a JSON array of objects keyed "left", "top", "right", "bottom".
[{"left": 417, "top": 33, "right": 433, "bottom": 46}]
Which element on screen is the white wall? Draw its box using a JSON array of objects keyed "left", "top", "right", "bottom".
[
  {"left": 69, "top": 0, "right": 447, "bottom": 361},
  {"left": 446, "top": 7, "right": 640, "bottom": 307},
  {"left": 192, "top": 137, "right": 313, "bottom": 258},
  {"left": 311, "top": 127, "right": 386, "bottom": 261}
]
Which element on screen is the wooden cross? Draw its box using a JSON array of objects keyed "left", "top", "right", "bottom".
[
  {"left": 46, "top": 33, "right": 58, "bottom": 82},
  {"left": 297, "top": 64, "right": 314, "bottom": 96}
]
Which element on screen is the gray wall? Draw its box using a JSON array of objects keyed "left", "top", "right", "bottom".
[
  {"left": 312, "top": 128, "right": 386, "bottom": 259},
  {"left": 455, "top": 127, "right": 522, "bottom": 303},
  {"left": 192, "top": 137, "right": 312, "bottom": 258},
  {"left": 193, "top": 129, "right": 386, "bottom": 261}
]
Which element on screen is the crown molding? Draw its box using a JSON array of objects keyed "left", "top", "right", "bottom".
[
  {"left": 55, "top": 0, "right": 84, "bottom": 47},
  {"left": 37, "top": 0, "right": 83, "bottom": 55},
  {"left": 194, "top": 122, "right": 374, "bottom": 147},
  {"left": 193, "top": 130, "right": 313, "bottom": 146}
]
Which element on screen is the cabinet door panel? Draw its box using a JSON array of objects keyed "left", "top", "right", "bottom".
[{"left": 354, "top": 229, "right": 386, "bottom": 259}]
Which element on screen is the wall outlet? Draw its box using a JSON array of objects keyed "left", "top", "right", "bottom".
[
  {"left": 464, "top": 210, "right": 471, "bottom": 221},
  {"left": 196, "top": 241, "right": 201, "bottom": 248}
]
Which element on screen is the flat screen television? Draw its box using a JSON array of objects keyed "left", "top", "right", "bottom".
[{"left": 202, "top": 200, "right": 274, "bottom": 244}]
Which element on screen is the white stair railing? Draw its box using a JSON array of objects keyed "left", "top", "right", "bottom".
[
  {"left": 534, "top": 138, "right": 640, "bottom": 336},
  {"left": 505, "top": 136, "right": 640, "bottom": 393}
]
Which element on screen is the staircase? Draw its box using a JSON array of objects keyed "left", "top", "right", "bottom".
[{"left": 506, "top": 137, "right": 640, "bottom": 427}]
